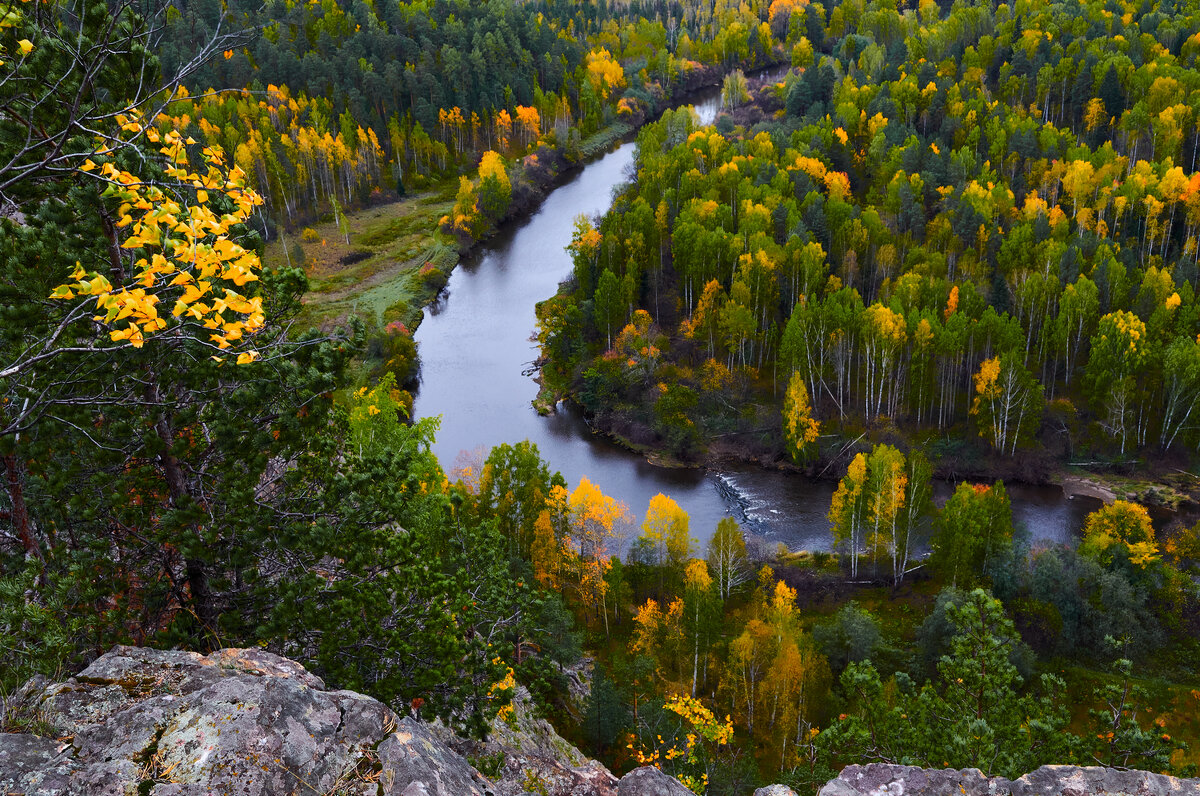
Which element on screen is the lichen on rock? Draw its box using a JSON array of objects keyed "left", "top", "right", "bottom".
[
  {"left": 0, "top": 646, "right": 490, "bottom": 796},
  {"left": 818, "top": 763, "right": 1200, "bottom": 796}
]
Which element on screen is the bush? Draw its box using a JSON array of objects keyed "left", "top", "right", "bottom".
[
  {"left": 813, "top": 602, "right": 886, "bottom": 673},
  {"left": 287, "top": 241, "right": 306, "bottom": 266}
]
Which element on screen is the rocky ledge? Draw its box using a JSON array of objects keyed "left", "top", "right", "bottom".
[
  {"left": 0, "top": 646, "right": 645, "bottom": 796},
  {"left": 3, "top": 648, "right": 1198, "bottom": 796},
  {"left": 818, "top": 763, "right": 1200, "bottom": 796}
]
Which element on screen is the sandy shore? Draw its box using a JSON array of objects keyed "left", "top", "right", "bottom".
[{"left": 1059, "top": 474, "right": 1118, "bottom": 504}]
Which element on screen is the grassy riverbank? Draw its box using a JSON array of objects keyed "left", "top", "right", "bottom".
[
  {"left": 263, "top": 183, "right": 460, "bottom": 333},
  {"left": 264, "top": 60, "right": 785, "bottom": 389}
]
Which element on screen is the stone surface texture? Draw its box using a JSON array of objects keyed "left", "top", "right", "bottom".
[
  {"left": 0, "top": 646, "right": 492, "bottom": 796},
  {"left": 616, "top": 766, "right": 694, "bottom": 796},
  {"left": 6, "top": 648, "right": 1200, "bottom": 796},
  {"left": 430, "top": 684, "right": 618, "bottom": 796},
  {"left": 819, "top": 763, "right": 1200, "bottom": 796}
]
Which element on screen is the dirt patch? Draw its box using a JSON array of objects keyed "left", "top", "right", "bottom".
[{"left": 1059, "top": 474, "right": 1118, "bottom": 504}]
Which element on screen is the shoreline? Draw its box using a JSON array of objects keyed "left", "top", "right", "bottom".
[
  {"left": 286, "top": 58, "right": 786, "bottom": 364},
  {"left": 565, "top": 398, "right": 1198, "bottom": 524},
  {"left": 443, "top": 58, "right": 788, "bottom": 267}
]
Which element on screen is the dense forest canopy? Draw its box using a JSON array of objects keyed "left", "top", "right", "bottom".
[
  {"left": 538, "top": 0, "right": 1200, "bottom": 467},
  {"left": 151, "top": 0, "right": 786, "bottom": 226},
  {"left": 1, "top": 0, "right": 1198, "bottom": 794}
]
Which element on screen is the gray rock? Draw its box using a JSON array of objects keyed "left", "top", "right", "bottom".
[
  {"left": 429, "top": 684, "right": 617, "bottom": 796},
  {"left": 561, "top": 657, "right": 595, "bottom": 718},
  {"left": 820, "top": 764, "right": 1200, "bottom": 796},
  {"left": 1012, "top": 765, "right": 1199, "bottom": 796},
  {"left": 617, "top": 766, "right": 694, "bottom": 796},
  {"left": 377, "top": 717, "right": 495, "bottom": 796},
  {"left": 755, "top": 786, "right": 799, "bottom": 796},
  {"left": 1, "top": 645, "right": 496, "bottom": 796},
  {"left": 0, "top": 733, "right": 78, "bottom": 796}
]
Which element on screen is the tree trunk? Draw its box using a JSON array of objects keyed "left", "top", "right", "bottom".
[
  {"left": 3, "top": 454, "right": 46, "bottom": 575},
  {"left": 153, "top": 408, "right": 218, "bottom": 643}
]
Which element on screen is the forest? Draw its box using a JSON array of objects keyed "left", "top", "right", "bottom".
[
  {"left": 152, "top": 0, "right": 783, "bottom": 229},
  {"left": 539, "top": 0, "right": 1200, "bottom": 476},
  {"left": 0, "top": 0, "right": 1199, "bottom": 794}
]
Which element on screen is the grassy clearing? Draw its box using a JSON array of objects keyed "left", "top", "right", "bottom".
[
  {"left": 579, "top": 121, "right": 636, "bottom": 159},
  {"left": 263, "top": 181, "right": 459, "bottom": 331}
]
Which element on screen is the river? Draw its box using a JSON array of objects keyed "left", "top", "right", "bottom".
[{"left": 412, "top": 74, "right": 1104, "bottom": 553}]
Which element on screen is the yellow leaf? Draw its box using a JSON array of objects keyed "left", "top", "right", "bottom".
[{"left": 17, "top": 39, "right": 32, "bottom": 56}]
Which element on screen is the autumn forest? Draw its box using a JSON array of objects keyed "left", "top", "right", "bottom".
[{"left": 2, "top": 0, "right": 1200, "bottom": 793}]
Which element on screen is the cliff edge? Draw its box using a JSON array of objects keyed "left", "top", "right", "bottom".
[{"left": 3, "top": 647, "right": 1198, "bottom": 796}]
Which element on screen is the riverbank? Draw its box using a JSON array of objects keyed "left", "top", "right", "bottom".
[
  {"left": 568, "top": 398, "right": 1200, "bottom": 532},
  {"left": 268, "top": 58, "right": 785, "bottom": 381},
  {"left": 444, "top": 58, "right": 786, "bottom": 260},
  {"left": 266, "top": 186, "right": 459, "bottom": 331}
]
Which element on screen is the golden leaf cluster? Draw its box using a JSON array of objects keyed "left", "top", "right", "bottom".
[{"left": 52, "top": 126, "right": 265, "bottom": 359}]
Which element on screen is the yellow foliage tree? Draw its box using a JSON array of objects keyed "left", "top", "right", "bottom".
[
  {"left": 829, "top": 453, "right": 867, "bottom": 577},
  {"left": 726, "top": 618, "right": 773, "bottom": 734},
  {"left": 447, "top": 175, "right": 484, "bottom": 239},
  {"left": 640, "top": 493, "right": 694, "bottom": 576},
  {"left": 514, "top": 105, "right": 541, "bottom": 148},
  {"left": 783, "top": 370, "right": 820, "bottom": 463},
  {"left": 568, "top": 477, "right": 631, "bottom": 635},
  {"left": 763, "top": 636, "right": 832, "bottom": 767},
  {"left": 970, "top": 354, "right": 1042, "bottom": 456},
  {"left": 476, "top": 150, "right": 512, "bottom": 222},
  {"left": 586, "top": 48, "right": 626, "bottom": 101},
  {"left": 1080, "top": 500, "right": 1159, "bottom": 568},
  {"left": 52, "top": 128, "right": 264, "bottom": 358}
]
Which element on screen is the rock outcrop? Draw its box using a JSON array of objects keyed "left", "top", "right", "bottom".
[
  {"left": 617, "top": 766, "right": 695, "bottom": 796},
  {"left": 429, "top": 684, "right": 618, "bottom": 796},
  {"left": 8, "top": 648, "right": 1195, "bottom": 796},
  {"left": 0, "top": 646, "right": 494, "bottom": 795},
  {"left": 0, "top": 646, "right": 688, "bottom": 796},
  {"left": 819, "top": 763, "right": 1200, "bottom": 796}
]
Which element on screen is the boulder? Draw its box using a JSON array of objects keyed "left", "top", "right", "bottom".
[
  {"left": 754, "top": 786, "right": 799, "bottom": 796},
  {"left": 378, "top": 717, "right": 495, "bottom": 796},
  {"left": 430, "top": 684, "right": 617, "bottom": 796},
  {"left": 617, "top": 766, "right": 694, "bottom": 796},
  {"left": 819, "top": 763, "right": 1200, "bottom": 796},
  {"left": 0, "top": 645, "right": 497, "bottom": 796}
]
